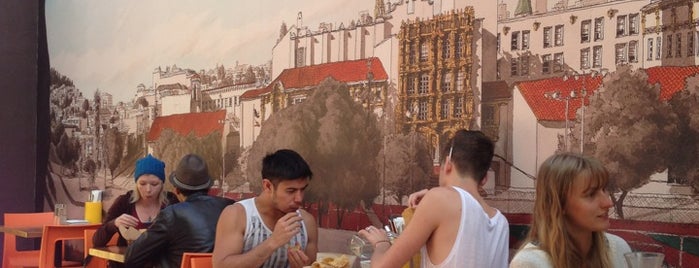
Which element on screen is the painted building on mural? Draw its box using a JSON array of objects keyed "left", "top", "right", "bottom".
[{"left": 238, "top": 58, "right": 389, "bottom": 148}]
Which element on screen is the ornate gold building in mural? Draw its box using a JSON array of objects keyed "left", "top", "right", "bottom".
[{"left": 397, "top": 8, "right": 476, "bottom": 148}]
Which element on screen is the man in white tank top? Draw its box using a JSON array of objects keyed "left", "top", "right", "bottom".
[
  {"left": 213, "top": 149, "right": 318, "bottom": 268},
  {"left": 358, "top": 130, "right": 510, "bottom": 268}
]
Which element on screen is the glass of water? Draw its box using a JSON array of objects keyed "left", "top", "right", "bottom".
[{"left": 624, "top": 252, "right": 664, "bottom": 268}]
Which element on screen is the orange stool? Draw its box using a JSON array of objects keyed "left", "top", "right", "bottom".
[
  {"left": 83, "top": 229, "right": 117, "bottom": 268},
  {"left": 180, "top": 252, "right": 212, "bottom": 268},
  {"left": 190, "top": 254, "right": 212, "bottom": 268},
  {"left": 2, "top": 212, "right": 53, "bottom": 268},
  {"left": 38, "top": 223, "right": 100, "bottom": 268}
]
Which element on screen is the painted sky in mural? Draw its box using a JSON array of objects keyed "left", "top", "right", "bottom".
[{"left": 46, "top": 0, "right": 375, "bottom": 102}]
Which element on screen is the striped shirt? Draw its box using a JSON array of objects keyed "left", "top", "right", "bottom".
[{"left": 239, "top": 198, "right": 308, "bottom": 268}]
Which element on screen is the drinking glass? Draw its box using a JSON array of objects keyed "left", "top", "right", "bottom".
[
  {"left": 624, "top": 252, "right": 664, "bottom": 268},
  {"left": 54, "top": 203, "right": 67, "bottom": 224},
  {"left": 349, "top": 234, "right": 373, "bottom": 260}
]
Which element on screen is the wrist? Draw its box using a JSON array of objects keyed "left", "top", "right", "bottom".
[{"left": 373, "top": 240, "right": 391, "bottom": 249}]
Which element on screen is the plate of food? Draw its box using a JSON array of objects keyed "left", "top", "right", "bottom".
[{"left": 305, "top": 252, "right": 355, "bottom": 268}]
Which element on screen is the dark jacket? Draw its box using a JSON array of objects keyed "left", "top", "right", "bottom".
[
  {"left": 93, "top": 190, "right": 180, "bottom": 247},
  {"left": 124, "top": 192, "right": 235, "bottom": 268}
]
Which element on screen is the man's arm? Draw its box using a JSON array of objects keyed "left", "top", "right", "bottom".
[
  {"left": 123, "top": 207, "right": 171, "bottom": 267},
  {"left": 213, "top": 204, "right": 303, "bottom": 268},
  {"left": 365, "top": 187, "right": 450, "bottom": 267},
  {"left": 287, "top": 209, "right": 317, "bottom": 268}
]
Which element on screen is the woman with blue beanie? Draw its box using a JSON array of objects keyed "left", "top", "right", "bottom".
[{"left": 92, "top": 154, "right": 179, "bottom": 267}]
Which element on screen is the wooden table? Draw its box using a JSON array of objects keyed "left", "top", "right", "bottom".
[
  {"left": 89, "top": 246, "right": 127, "bottom": 263},
  {"left": 0, "top": 225, "right": 43, "bottom": 238}
]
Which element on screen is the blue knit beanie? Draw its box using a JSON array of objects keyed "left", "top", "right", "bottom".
[{"left": 134, "top": 154, "right": 165, "bottom": 182}]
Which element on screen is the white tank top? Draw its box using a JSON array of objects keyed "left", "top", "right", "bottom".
[
  {"left": 420, "top": 186, "right": 510, "bottom": 268},
  {"left": 239, "top": 198, "right": 308, "bottom": 268}
]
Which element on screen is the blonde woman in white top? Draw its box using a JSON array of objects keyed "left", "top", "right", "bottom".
[{"left": 510, "top": 153, "right": 631, "bottom": 268}]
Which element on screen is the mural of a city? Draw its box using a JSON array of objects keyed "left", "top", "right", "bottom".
[{"left": 47, "top": 1, "right": 699, "bottom": 266}]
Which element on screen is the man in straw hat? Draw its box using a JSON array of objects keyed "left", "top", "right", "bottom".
[{"left": 125, "top": 154, "right": 235, "bottom": 268}]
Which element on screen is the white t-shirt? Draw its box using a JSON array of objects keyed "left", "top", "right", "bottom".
[
  {"left": 509, "top": 232, "right": 631, "bottom": 268},
  {"left": 421, "top": 186, "right": 510, "bottom": 268},
  {"left": 238, "top": 198, "right": 308, "bottom": 268}
]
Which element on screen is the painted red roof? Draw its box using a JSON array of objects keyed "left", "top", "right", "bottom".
[
  {"left": 277, "top": 57, "right": 388, "bottom": 88},
  {"left": 516, "top": 75, "right": 603, "bottom": 121},
  {"left": 240, "top": 87, "right": 269, "bottom": 100},
  {"left": 518, "top": 66, "right": 699, "bottom": 121},
  {"left": 240, "top": 57, "right": 389, "bottom": 100},
  {"left": 146, "top": 110, "right": 225, "bottom": 142},
  {"left": 645, "top": 65, "right": 699, "bottom": 101}
]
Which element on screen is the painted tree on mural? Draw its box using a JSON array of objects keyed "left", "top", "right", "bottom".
[
  {"left": 246, "top": 78, "right": 381, "bottom": 227},
  {"left": 377, "top": 131, "right": 432, "bottom": 204},
  {"left": 669, "top": 75, "right": 699, "bottom": 192},
  {"left": 103, "top": 126, "right": 124, "bottom": 182},
  {"left": 152, "top": 129, "right": 222, "bottom": 182},
  {"left": 581, "top": 67, "right": 680, "bottom": 218}
]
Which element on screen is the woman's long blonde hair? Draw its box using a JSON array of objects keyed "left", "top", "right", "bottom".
[{"left": 523, "top": 153, "right": 612, "bottom": 268}]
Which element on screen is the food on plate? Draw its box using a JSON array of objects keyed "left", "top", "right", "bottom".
[{"left": 310, "top": 254, "right": 350, "bottom": 268}]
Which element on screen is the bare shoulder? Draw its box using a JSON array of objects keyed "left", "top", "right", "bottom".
[
  {"left": 298, "top": 209, "right": 315, "bottom": 221},
  {"left": 299, "top": 209, "right": 317, "bottom": 229},
  {"left": 423, "top": 187, "right": 459, "bottom": 203}
]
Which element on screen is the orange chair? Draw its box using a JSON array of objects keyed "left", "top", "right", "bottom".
[
  {"left": 190, "top": 255, "right": 212, "bottom": 268},
  {"left": 180, "top": 252, "right": 212, "bottom": 268},
  {"left": 83, "top": 229, "right": 118, "bottom": 268},
  {"left": 2, "top": 212, "right": 54, "bottom": 268},
  {"left": 38, "top": 223, "right": 100, "bottom": 268}
]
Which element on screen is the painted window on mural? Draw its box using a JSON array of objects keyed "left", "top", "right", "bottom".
[
  {"left": 456, "top": 71, "right": 464, "bottom": 91},
  {"left": 647, "top": 38, "right": 654, "bottom": 60},
  {"left": 420, "top": 42, "right": 428, "bottom": 62},
  {"left": 418, "top": 100, "right": 427, "bottom": 120},
  {"left": 553, "top": 53, "right": 563, "bottom": 73},
  {"left": 629, "top": 13, "right": 639, "bottom": 35},
  {"left": 295, "top": 47, "right": 305, "bottom": 67},
  {"left": 581, "top": 48, "right": 590, "bottom": 69},
  {"left": 441, "top": 99, "right": 449, "bottom": 119},
  {"left": 409, "top": 43, "right": 416, "bottom": 64},
  {"left": 593, "top": 45, "right": 602, "bottom": 67},
  {"left": 581, "top": 20, "right": 591, "bottom": 43},
  {"left": 594, "top": 17, "right": 604, "bottom": 41},
  {"left": 522, "top": 30, "right": 530, "bottom": 50},
  {"left": 616, "top": 43, "right": 627, "bottom": 64},
  {"left": 454, "top": 97, "right": 463, "bottom": 117},
  {"left": 521, "top": 56, "right": 529, "bottom": 76},
  {"left": 667, "top": 35, "right": 672, "bottom": 58},
  {"left": 511, "top": 31, "right": 519, "bottom": 51},
  {"left": 511, "top": 57, "right": 518, "bottom": 76},
  {"left": 676, "top": 33, "right": 682, "bottom": 58},
  {"left": 456, "top": 34, "right": 463, "bottom": 58},
  {"left": 543, "top": 26, "right": 552, "bottom": 48},
  {"left": 407, "top": 78, "right": 415, "bottom": 95},
  {"left": 443, "top": 37, "right": 450, "bottom": 59},
  {"left": 628, "top": 41, "right": 637, "bottom": 63},
  {"left": 554, "top": 25, "right": 564, "bottom": 46},
  {"left": 656, "top": 36, "right": 662, "bottom": 59},
  {"left": 442, "top": 72, "right": 451, "bottom": 92},
  {"left": 688, "top": 32, "right": 694, "bottom": 56},
  {"left": 616, "top": 15, "right": 626, "bottom": 37},
  {"left": 542, "top": 54, "right": 551, "bottom": 74},
  {"left": 419, "top": 74, "right": 429, "bottom": 94}
]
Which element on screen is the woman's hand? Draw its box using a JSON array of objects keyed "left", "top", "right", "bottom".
[
  {"left": 357, "top": 226, "right": 389, "bottom": 248},
  {"left": 114, "top": 213, "right": 139, "bottom": 229}
]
